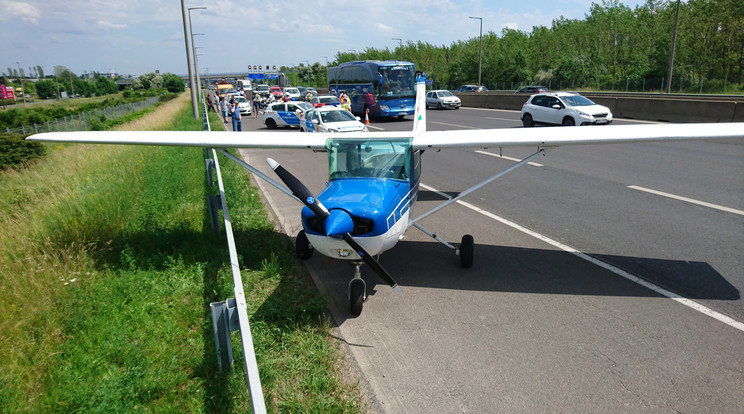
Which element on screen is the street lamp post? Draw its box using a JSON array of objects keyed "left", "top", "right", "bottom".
[
  {"left": 393, "top": 38, "right": 403, "bottom": 61},
  {"left": 180, "top": 0, "right": 198, "bottom": 119},
  {"left": 469, "top": 16, "right": 483, "bottom": 87},
  {"left": 188, "top": 7, "right": 207, "bottom": 104},
  {"left": 16, "top": 61, "right": 26, "bottom": 105}
]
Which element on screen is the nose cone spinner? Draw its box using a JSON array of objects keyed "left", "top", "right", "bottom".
[{"left": 325, "top": 209, "right": 354, "bottom": 238}]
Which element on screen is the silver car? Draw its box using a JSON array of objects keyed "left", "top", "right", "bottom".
[{"left": 426, "top": 90, "right": 461, "bottom": 110}]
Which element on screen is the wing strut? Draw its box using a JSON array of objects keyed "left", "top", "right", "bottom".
[
  {"left": 218, "top": 149, "right": 301, "bottom": 204},
  {"left": 409, "top": 147, "right": 547, "bottom": 227}
]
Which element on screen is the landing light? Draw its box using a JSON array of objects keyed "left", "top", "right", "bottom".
[{"left": 339, "top": 249, "right": 351, "bottom": 257}]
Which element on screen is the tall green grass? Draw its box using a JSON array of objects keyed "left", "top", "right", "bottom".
[{"left": 0, "top": 101, "right": 365, "bottom": 412}]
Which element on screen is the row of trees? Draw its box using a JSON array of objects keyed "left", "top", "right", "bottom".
[
  {"left": 320, "top": 0, "right": 742, "bottom": 92},
  {"left": 2, "top": 67, "right": 185, "bottom": 102},
  {"left": 5, "top": 65, "right": 45, "bottom": 80}
]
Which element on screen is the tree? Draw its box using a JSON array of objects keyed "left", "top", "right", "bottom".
[
  {"left": 163, "top": 73, "right": 185, "bottom": 93},
  {"left": 35, "top": 79, "right": 58, "bottom": 99},
  {"left": 94, "top": 76, "right": 118, "bottom": 95}
]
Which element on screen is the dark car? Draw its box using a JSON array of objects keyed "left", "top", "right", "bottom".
[
  {"left": 515, "top": 85, "right": 550, "bottom": 94},
  {"left": 455, "top": 84, "right": 488, "bottom": 93}
]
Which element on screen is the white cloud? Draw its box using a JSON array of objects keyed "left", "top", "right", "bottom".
[
  {"left": 96, "top": 20, "right": 127, "bottom": 30},
  {"left": 4, "top": 1, "right": 41, "bottom": 25},
  {"left": 375, "top": 23, "right": 394, "bottom": 32}
]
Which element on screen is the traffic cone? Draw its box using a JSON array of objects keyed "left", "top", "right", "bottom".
[{"left": 364, "top": 108, "right": 370, "bottom": 125}]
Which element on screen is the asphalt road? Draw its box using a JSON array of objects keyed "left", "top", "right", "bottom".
[{"left": 227, "top": 108, "right": 744, "bottom": 413}]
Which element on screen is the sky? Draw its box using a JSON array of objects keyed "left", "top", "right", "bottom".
[{"left": 0, "top": 0, "right": 646, "bottom": 78}]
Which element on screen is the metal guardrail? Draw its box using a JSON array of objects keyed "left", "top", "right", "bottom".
[
  {"left": 3, "top": 97, "right": 160, "bottom": 135},
  {"left": 201, "top": 99, "right": 267, "bottom": 413}
]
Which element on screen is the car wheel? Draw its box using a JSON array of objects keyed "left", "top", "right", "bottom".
[
  {"left": 522, "top": 113, "right": 534, "bottom": 127},
  {"left": 562, "top": 117, "right": 575, "bottom": 127},
  {"left": 437, "top": 102, "right": 443, "bottom": 110},
  {"left": 265, "top": 118, "right": 277, "bottom": 129}
]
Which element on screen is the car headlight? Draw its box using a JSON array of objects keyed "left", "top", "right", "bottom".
[
  {"left": 380, "top": 105, "right": 390, "bottom": 110},
  {"left": 329, "top": 128, "right": 338, "bottom": 133},
  {"left": 576, "top": 111, "right": 591, "bottom": 118}
]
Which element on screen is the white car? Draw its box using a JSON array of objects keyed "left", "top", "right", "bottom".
[
  {"left": 234, "top": 96, "right": 252, "bottom": 115},
  {"left": 521, "top": 92, "right": 613, "bottom": 127},
  {"left": 263, "top": 101, "right": 314, "bottom": 129},
  {"left": 426, "top": 90, "right": 461, "bottom": 109},
  {"left": 300, "top": 106, "right": 368, "bottom": 133},
  {"left": 283, "top": 87, "right": 301, "bottom": 101}
]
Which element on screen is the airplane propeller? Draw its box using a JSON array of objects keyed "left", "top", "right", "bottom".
[{"left": 267, "top": 158, "right": 402, "bottom": 295}]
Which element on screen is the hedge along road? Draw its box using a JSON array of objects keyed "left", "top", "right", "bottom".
[{"left": 231, "top": 107, "right": 744, "bottom": 413}]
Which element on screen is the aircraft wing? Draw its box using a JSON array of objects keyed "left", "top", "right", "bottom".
[
  {"left": 412, "top": 122, "right": 744, "bottom": 150},
  {"left": 26, "top": 130, "right": 333, "bottom": 150},
  {"left": 27, "top": 123, "right": 743, "bottom": 150}
]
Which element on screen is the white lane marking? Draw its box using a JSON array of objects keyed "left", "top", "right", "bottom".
[
  {"left": 366, "top": 124, "right": 385, "bottom": 131},
  {"left": 420, "top": 182, "right": 744, "bottom": 333},
  {"left": 431, "top": 121, "right": 477, "bottom": 129},
  {"left": 485, "top": 116, "right": 522, "bottom": 122},
  {"left": 475, "top": 150, "right": 544, "bottom": 167},
  {"left": 464, "top": 107, "right": 521, "bottom": 113},
  {"left": 628, "top": 185, "right": 744, "bottom": 217}
]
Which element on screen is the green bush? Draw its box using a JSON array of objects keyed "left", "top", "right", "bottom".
[{"left": 0, "top": 133, "right": 46, "bottom": 168}]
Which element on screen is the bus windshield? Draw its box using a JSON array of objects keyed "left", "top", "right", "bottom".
[
  {"left": 327, "top": 138, "right": 411, "bottom": 181},
  {"left": 378, "top": 65, "right": 416, "bottom": 98}
]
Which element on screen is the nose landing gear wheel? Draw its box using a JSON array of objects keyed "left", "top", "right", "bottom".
[
  {"left": 296, "top": 230, "right": 313, "bottom": 260},
  {"left": 459, "top": 234, "right": 474, "bottom": 268},
  {"left": 349, "top": 278, "right": 366, "bottom": 316}
]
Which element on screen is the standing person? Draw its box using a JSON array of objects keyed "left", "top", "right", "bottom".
[
  {"left": 219, "top": 96, "right": 228, "bottom": 123},
  {"left": 206, "top": 93, "right": 213, "bottom": 111},
  {"left": 251, "top": 92, "right": 260, "bottom": 118},
  {"left": 229, "top": 99, "right": 242, "bottom": 131},
  {"left": 340, "top": 91, "right": 351, "bottom": 112}
]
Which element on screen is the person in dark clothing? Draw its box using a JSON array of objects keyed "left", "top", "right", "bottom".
[{"left": 229, "top": 99, "right": 242, "bottom": 131}]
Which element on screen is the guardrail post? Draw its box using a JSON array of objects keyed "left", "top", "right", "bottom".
[
  {"left": 205, "top": 157, "right": 216, "bottom": 187},
  {"left": 209, "top": 298, "right": 239, "bottom": 373},
  {"left": 207, "top": 194, "right": 222, "bottom": 235}
]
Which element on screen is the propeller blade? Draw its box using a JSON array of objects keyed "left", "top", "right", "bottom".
[
  {"left": 267, "top": 158, "right": 329, "bottom": 219},
  {"left": 267, "top": 158, "right": 401, "bottom": 295},
  {"left": 342, "top": 233, "right": 403, "bottom": 295}
]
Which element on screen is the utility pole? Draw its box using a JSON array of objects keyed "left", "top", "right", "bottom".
[
  {"left": 469, "top": 17, "right": 483, "bottom": 86},
  {"left": 180, "top": 0, "right": 198, "bottom": 119},
  {"left": 188, "top": 7, "right": 207, "bottom": 101},
  {"left": 393, "top": 38, "right": 403, "bottom": 61},
  {"left": 666, "top": 0, "right": 681, "bottom": 94}
]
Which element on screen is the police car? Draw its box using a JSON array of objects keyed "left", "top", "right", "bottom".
[
  {"left": 300, "top": 106, "right": 368, "bottom": 133},
  {"left": 263, "top": 101, "right": 314, "bottom": 129}
]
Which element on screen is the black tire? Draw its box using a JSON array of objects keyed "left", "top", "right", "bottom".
[
  {"left": 460, "top": 234, "right": 474, "bottom": 268},
  {"left": 562, "top": 117, "right": 575, "bottom": 126},
  {"left": 522, "top": 113, "right": 534, "bottom": 127},
  {"left": 437, "top": 102, "right": 443, "bottom": 110},
  {"left": 349, "top": 279, "right": 365, "bottom": 316},
  {"left": 265, "top": 118, "right": 277, "bottom": 129},
  {"left": 296, "top": 230, "right": 313, "bottom": 260}
]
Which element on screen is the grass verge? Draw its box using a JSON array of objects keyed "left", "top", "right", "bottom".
[{"left": 0, "top": 94, "right": 365, "bottom": 412}]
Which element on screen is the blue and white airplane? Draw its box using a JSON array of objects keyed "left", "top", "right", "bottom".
[{"left": 28, "top": 73, "right": 744, "bottom": 315}]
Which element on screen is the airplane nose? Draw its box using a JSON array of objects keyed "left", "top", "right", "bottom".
[{"left": 325, "top": 209, "right": 354, "bottom": 238}]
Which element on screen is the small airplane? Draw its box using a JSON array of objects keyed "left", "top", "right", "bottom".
[{"left": 28, "top": 73, "right": 744, "bottom": 315}]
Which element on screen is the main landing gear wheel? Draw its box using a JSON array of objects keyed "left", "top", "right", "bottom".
[
  {"left": 349, "top": 278, "right": 366, "bottom": 316},
  {"left": 296, "top": 230, "right": 313, "bottom": 260},
  {"left": 459, "top": 234, "right": 474, "bottom": 268}
]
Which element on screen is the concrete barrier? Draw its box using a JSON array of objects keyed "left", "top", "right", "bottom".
[{"left": 455, "top": 92, "right": 744, "bottom": 123}]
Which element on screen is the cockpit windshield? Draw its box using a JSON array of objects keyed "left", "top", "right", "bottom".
[{"left": 327, "top": 138, "right": 412, "bottom": 181}]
